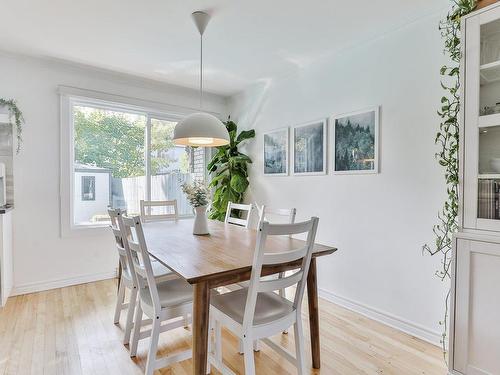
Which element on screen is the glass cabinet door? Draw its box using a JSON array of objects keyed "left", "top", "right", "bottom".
[{"left": 464, "top": 8, "right": 500, "bottom": 231}]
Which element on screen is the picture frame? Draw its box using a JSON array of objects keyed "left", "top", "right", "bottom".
[
  {"left": 331, "top": 106, "right": 379, "bottom": 175},
  {"left": 263, "top": 127, "right": 289, "bottom": 176},
  {"left": 291, "top": 119, "right": 327, "bottom": 176}
]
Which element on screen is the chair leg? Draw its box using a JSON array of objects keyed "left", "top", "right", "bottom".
[
  {"left": 114, "top": 278, "right": 126, "bottom": 324},
  {"left": 242, "top": 337, "right": 256, "bottom": 375},
  {"left": 279, "top": 272, "right": 288, "bottom": 334},
  {"left": 184, "top": 313, "right": 190, "bottom": 328},
  {"left": 207, "top": 319, "right": 213, "bottom": 375},
  {"left": 253, "top": 340, "right": 260, "bottom": 352},
  {"left": 238, "top": 339, "right": 244, "bottom": 355},
  {"left": 215, "top": 319, "right": 222, "bottom": 364},
  {"left": 293, "top": 315, "right": 306, "bottom": 375},
  {"left": 123, "top": 287, "right": 137, "bottom": 345},
  {"left": 130, "top": 301, "right": 143, "bottom": 357},
  {"left": 145, "top": 317, "right": 161, "bottom": 375}
]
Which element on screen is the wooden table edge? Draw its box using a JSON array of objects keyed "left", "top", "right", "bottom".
[{"left": 182, "top": 247, "right": 337, "bottom": 286}]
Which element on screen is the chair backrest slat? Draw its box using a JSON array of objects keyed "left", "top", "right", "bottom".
[
  {"left": 261, "top": 246, "right": 308, "bottom": 265},
  {"left": 257, "top": 204, "right": 297, "bottom": 225},
  {"left": 140, "top": 200, "right": 178, "bottom": 222},
  {"left": 225, "top": 201, "right": 253, "bottom": 228},
  {"left": 256, "top": 204, "right": 296, "bottom": 237},
  {"left": 242, "top": 217, "right": 319, "bottom": 332},
  {"left": 257, "top": 270, "right": 304, "bottom": 293}
]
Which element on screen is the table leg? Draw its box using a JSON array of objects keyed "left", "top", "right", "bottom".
[
  {"left": 192, "top": 281, "right": 210, "bottom": 375},
  {"left": 307, "top": 258, "right": 321, "bottom": 369}
]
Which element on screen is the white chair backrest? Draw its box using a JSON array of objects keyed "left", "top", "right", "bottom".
[
  {"left": 256, "top": 204, "right": 296, "bottom": 225},
  {"left": 140, "top": 200, "right": 178, "bottom": 222},
  {"left": 108, "top": 208, "right": 131, "bottom": 278},
  {"left": 242, "top": 217, "right": 319, "bottom": 331},
  {"left": 224, "top": 202, "right": 253, "bottom": 228},
  {"left": 120, "top": 215, "right": 162, "bottom": 314}
]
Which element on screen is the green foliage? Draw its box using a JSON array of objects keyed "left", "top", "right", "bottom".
[
  {"left": 423, "top": 0, "right": 476, "bottom": 358},
  {"left": 182, "top": 181, "right": 210, "bottom": 207},
  {"left": 0, "top": 98, "right": 24, "bottom": 154},
  {"left": 207, "top": 118, "right": 255, "bottom": 221},
  {"left": 74, "top": 108, "right": 181, "bottom": 178}
]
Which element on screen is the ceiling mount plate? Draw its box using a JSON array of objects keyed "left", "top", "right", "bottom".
[{"left": 192, "top": 11, "right": 211, "bottom": 36}]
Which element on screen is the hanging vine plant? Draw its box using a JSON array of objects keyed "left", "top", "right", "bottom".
[
  {"left": 0, "top": 98, "right": 25, "bottom": 154},
  {"left": 422, "top": 0, "right": 476, "bottom": 358}
]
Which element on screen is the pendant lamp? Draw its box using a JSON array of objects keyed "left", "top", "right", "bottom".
[{"left": 173, "top": 11, "right": 229, "bottom": 147}]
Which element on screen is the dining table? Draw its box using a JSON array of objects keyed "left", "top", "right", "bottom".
[{"left": 142, "top": 218, "right": 337, "bottom": 375}]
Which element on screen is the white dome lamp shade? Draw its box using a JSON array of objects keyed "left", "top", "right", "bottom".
[
  {"left": 173, "top": 112, "right": 230, "bottom": 146},
  {"left": 173, "top": 11, "right": 229, "bottom": 147}
]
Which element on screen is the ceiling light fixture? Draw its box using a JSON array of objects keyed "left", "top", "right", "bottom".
[{"left": 173, "top": 11, "right": 229, "bottom": 147}]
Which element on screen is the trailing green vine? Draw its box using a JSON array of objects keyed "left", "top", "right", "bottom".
[
  {"left": 0, "top": 98, "right": 25, "bottom": 154},
  {"left": 422, "top": 0, "right": 476, "bottom": 358}
]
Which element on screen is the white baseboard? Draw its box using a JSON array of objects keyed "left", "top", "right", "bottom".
[
  {"left": 11, "top": 270, "right": 117, "bottom": 296},
  {"left": 318, "top": 288, "right": 442, "bottom": 347}
]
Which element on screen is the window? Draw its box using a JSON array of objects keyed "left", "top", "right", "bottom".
[
  {"left": 63, "top": 92, "right": 208, "bottom": 230},
  {"left": 81, "top": 176, "right": 95, "bottom": 201}
]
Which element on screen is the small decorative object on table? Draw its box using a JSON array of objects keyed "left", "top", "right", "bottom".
[{"left": 182, "top": 181, "right": 210, "bottom": 235}]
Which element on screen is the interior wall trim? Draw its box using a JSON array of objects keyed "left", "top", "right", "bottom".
[
  {"left": 11, "top": 270, "right": 117, "bottom": 297},
  {"left": 318, "top": 288, "right": 442, "bottom": 346}
]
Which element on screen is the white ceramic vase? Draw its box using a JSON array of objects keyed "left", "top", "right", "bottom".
[{"left": 193, "top": 205, "right": 209, "bottom": 235}]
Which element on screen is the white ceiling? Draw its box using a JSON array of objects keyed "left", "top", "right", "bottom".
[{"left": 0, "top": 0, "right": 448, "bottom": 96}]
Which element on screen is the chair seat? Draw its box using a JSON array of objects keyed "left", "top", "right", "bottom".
[
  {"left": 121, "top": 259, "right": 173, "bottom": 282},
  {"left": 151, "top": 259, "right": 174, "bottom": 278},
  {"left": 211, "top": 287, "right": 294, "bottom": 326},
  {"left": 140, "top": 278, "right": 193, "bottom": 309}
]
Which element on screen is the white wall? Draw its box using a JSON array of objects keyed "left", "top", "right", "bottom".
[
  {"left": 229, "top": 13, "right": 449, "bottom": 344},
  {"left": 0, "top": 52, "right": 227, "bottom": 294}
]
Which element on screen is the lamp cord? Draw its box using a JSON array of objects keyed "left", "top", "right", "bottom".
[{"left": 200, "top": 33, "right": 203, "bottom": 110}]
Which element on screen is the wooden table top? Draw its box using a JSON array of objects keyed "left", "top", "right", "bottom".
[{"left": 143, "top": 219, "right": 336, "bottom": 285}]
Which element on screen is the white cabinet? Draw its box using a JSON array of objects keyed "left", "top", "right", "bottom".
[
  {"left": 451, "top": 3, "right": 500, "bottom": 374},
  {"left": 0, "top": 210, "right": 12, "bottom": 307},
  {"left": 450, "top": 235, "right": 500, "bottom": 375},
  {"left": 463, "top": 3, "right": 500, "bottom": 233}
]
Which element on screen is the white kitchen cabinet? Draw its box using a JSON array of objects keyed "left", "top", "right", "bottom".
[
  {"left": 0, "top": 209, "right": 13, "bottom": 307},
  {"left": 450, "top": 234, "right": 500, "bottom": 375}
]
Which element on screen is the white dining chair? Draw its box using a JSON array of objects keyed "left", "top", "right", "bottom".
[
  {"left": 208, "top": 217, "right": 319, "bottom": 375},
  {"left": 225, "top": 202, "right": 253, "bottom": 228},
  {"left": 140, "top": 199, "right": 178, "bottom": 222},
  {"left": 256, "top": 204, "right": 297, "bottom": 228},
  {"left": 121, "top": 215, "right": 193, "bottom": 375},
  {"left": 108, "top": 208, "right": 178, "bottom": 346},
  {"left": 255, "top": 204, "right": 297, "bottom": 336}
]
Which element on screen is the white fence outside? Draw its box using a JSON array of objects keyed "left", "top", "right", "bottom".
[{"left": 112, "top": 173, "right": 194, "bottom": 216}]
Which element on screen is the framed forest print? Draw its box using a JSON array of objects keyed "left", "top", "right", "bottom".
[
  {"left": 332, "top": 106, "right": 379, "bottom": 174},
  {"left": 264, "top": 128, "right": 289, "bottom": 176},
  {"left": 292, "top": 119, "right": 327, "bottom": 175}
]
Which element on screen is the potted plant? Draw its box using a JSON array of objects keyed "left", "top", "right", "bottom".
[
  {"left": 0, "top": 98, "right": 24, "bottom": 154},
  {"left": 182, "top": 181, "right": 210, "bottom": 235}
]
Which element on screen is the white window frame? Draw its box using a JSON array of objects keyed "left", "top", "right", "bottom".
[{"left": 59, "top": 86, "right": 218, "bottom": 237}]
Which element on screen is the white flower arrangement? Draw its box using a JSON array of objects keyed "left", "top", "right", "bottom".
[{"left": 182, "top": 181, "right": 210, "bottom": 208}]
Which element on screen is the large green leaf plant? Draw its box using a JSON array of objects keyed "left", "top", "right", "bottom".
[{"left": 207, "top": 118, "right": 255, "bottom": 221}]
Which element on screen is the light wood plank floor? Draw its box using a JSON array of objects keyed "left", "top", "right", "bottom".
[{"left": 0, "top": 279, "right": 447, "bottom": 375}]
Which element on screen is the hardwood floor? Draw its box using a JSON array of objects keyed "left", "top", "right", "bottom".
[{"left": 0, "top": 279, "right": 447, "bottom": 375}]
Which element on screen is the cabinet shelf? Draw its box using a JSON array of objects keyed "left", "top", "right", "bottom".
[
  {"left": 480, "top": 59, "right": 500, "bottom": 83},
  {"left": 479, "top": 173, "right": 500, "bottom": 179},
  {"left": 479, "top": 112, "right": 500, "bottom": 127}
]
